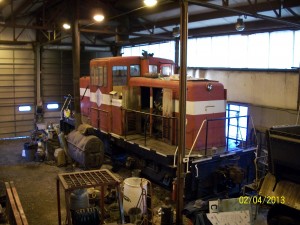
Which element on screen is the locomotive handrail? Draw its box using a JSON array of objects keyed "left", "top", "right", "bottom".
[
  {"left": 144, "top": 114, "right": 150, "bottom": 146},
  {"left": 173, "top": 146, "right": 178, "bottom": 167},
  {"left": 203, "top": 115, "right": 254, "bottom": 151},
  {"left": 124, "top": 108, "right": 177, "bottom": 119},
  {"left": 90, "top": 107, "right": 109, "bottom": 131},
  {"left": 81, "top": 85, "right": 89, "bottom": 100},
  {"left": 123, "top": 108, "right": 178, "bottom": 146},
  {"left": 185, "top": 119, "right": 207, "bottom": 173},
  {"left": 90, "top": 107, "right": 109, "bottom": 113},
  {"left": 183, "top": 115, "right": 258, "bottom": 174}
]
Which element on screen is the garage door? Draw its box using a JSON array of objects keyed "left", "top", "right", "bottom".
[
  {"left": 41, "top": 49, "right": 105, "bottom": 127},
  {"left": 41, "top": 50, "right": 73, "bottom": 126},
  {"left": 0, "top": 47, "right": 35, "bottom": 138}
]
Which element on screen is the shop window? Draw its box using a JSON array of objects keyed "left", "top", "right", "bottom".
[
  {"left": 18, "top": 106, "right": 31, "bottom": 112},
  {"left": 47, "top": 103, "right": 59, "bottom": 110},
  {"left": 226, "top": 103, "right": 248, "bottom": 148}
]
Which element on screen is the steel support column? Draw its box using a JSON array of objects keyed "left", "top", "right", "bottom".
[
  {"left": 72, "top": 0, "right": 82, "bottom": 128},
  {"left": 176, "top": 0, "right": 188, "bottom": 224}
]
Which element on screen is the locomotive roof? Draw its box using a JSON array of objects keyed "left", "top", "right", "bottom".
[{"left": 90, "top": 55, "right": 174, "bottom": 63}]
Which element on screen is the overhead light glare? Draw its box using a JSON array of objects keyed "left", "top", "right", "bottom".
[
  {"left": 93, "top": 14, "right": 104, "bottom": 22},
  {"left": 144, "top": 0, "right": 157, "bottom": 7},
  {"left": 62, "top": 23, "right": 71, "bottom": 30},
  {"left": 235, "top": 18, "right": 245, "bottom": 31}
]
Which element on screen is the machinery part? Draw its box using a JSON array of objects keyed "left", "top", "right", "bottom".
[
  {"left": 267, "top": 125, "right": 300, "bottom": 184},
  {"left": 67, "top": 130, "right": 104, "bottom": 169},
  {"left": 259, "top": 173, "right": 300, "bottom": 211},
  {"left": 267, "top": 204, "right": 300, "bottom": 225},
  {"left": 161, "top": 197, "right": 173, "bottom": 225},
  {"left": 71, "top": 207, "right": 100, "bottom": 225}
]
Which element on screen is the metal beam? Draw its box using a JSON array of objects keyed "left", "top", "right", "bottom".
[
  {"left": 80, "top": 28, "right": 173, "bottom": 40},
  {"left": 0, "top": 22, "right": 49, "bottom": 30},
  {"left": 122, "top": 16, "right": 299, "bottom": 46},
  {"left": 189, "top": 0, "right": 300, "bottom": 28},
  {"left": 128, "top": 0, "right": 300, "bottom": 34}
]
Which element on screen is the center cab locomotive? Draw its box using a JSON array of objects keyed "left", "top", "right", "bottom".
[{"left": 64, "top": 54, "right": 256, "bottom": 200}]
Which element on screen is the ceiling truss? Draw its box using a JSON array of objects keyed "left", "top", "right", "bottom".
[{"left": 0, "top": 0, "right": 298, "bottom": 46}]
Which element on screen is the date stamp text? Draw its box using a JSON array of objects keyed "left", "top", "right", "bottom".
[{"left": 239, "top": 195, "right": 285, "bottom": 205}]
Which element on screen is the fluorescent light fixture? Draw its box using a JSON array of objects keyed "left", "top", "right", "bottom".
[
  {"left": 235, "top": 18, "right": 245, "bottom": 31},
  {"left": 144, "top": 0, "right": 157, "bottom": 7},
  {"left": 62, "top": 23, "right": 71, "bottom": 30},
  {"left": 47, "top": 103, "right": 59, "bottom": 109},
  {"left": 93, "top": 14, "right": 104, "bottom": 22},
  {"left": 19, "top": 106, "right": 31, "bottom": 112},
  {"left": 172, "top": 27, "right": 180, "bottom": 38}
]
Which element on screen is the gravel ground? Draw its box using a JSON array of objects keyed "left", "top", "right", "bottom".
[
  {"left": 0, "top": 138, "right": 179, "bottom": 225},
  {"left": 0, "top": 138, "right": 267, "bottom": 225}
]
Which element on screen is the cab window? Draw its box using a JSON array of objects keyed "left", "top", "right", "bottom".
[
  {"left": 130, "top": 65, "right": 140, "bottom": 77},
  {"left": 149, "top": 65, "right": 158, "bottom": 74},
  {"left": 112, "top": 66, "right": 127, "bottom": 85},
  {"left": 161, "top": 65, "right": 172, "bottom": 76},
  {"left": 91, "top": 65, "right": 107, "bottom": 87}
]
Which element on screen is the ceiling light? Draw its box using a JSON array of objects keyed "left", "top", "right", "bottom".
[
  {"left": 144, "top": 0, "right": 157, "bottom": 7},
  {"left": 235, "top": 18, "right": 245, "bottom": 31},
  {"left": 93, "top": 14, "right": 104, "bottom": 22},
  {"left": 62, "top": 23, "right": 71, "bottom": 30}
]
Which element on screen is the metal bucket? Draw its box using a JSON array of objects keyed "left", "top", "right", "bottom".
[{"left": 128, "top": 207, "right": 142, "bottom": 224}]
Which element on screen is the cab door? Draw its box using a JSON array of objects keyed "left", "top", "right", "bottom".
[
  {"left": 162, "top": 88, "right": 174, "bottom": 144},
  {"left": 122, "top": 86, "right": 141, "bottom": 134}
]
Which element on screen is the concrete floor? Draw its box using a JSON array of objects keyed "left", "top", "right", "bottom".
[{"left": 0, "top": 138, "right": 269, "bottom": 225}]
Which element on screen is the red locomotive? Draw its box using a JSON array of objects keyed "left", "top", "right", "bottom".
[
  {"left": 80, "top": 55, "right": 226, "bottom": 151},
  {"left": 62, "top": 53, "right": 256, "bottom": 199}
]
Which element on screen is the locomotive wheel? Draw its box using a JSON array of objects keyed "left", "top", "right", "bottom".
[{"left": 267, "top": 204, "right": 300, "bottom": 225}]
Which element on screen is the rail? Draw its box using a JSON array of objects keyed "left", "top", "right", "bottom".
[
  {"left": 206, "top": 115, "right": 256, "bottom": 151},
  {"left": 123, "top": 108, "right": 178, "bottom": 147},
  {"left": 172, "top": 115, "right": 258, "bottom": 173},
  {"left": 185, "top": 119, "right": 207, "bottom": 172},
  {"left": 90, "top": 107, "right": 109, "bottom": 131}
]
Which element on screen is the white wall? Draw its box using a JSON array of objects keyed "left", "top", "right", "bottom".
[
  {"left": 188, "top": 69, "right": 300, "bottom": 130},
  {"left": 204, "top": 70, "right": 298, "bottom": 110}
]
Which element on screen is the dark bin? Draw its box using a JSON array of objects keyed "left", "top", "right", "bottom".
[
  {"left": 24, "top": 142, "right": 38, "bottom": 161},
  {"left": 267, "top": 125, "right": 300, "bottom": 184}
]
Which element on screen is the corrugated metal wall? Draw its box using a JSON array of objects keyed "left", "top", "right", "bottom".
[
  {"left": 41, "top": 50, "right": 73, "bottom": 125},
  {"left": 41, "top": 49, "right": 111, "bottom": 127},
  {"left": 0, "top": 46, "right": 110, "bottom": 138},
  {"left": 0, "top": 47, "right": 35, "bottom": 138}
]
